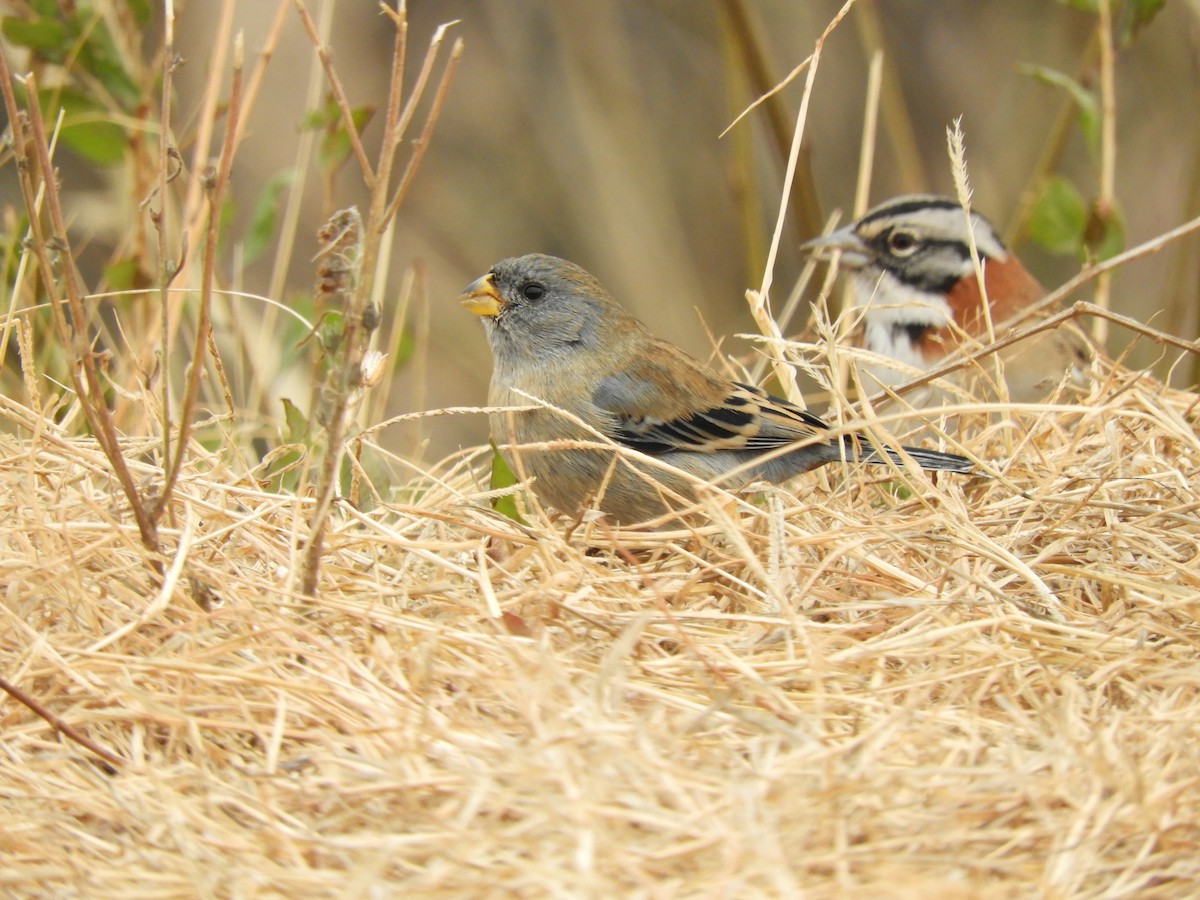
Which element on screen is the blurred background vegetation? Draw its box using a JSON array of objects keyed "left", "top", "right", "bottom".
[{"left": 3, "top": 0, "right": 1198, "bottom": 465}]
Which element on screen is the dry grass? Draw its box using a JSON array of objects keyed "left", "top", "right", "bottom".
[
  {"left": 3, "top": 354, "right": 1199, "bottom": 896},
  {"left": 4, "top": 2, "right": 1200, "bottom": 895}
]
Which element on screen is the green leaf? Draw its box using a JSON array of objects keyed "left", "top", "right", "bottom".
[
  {"left": 1117, "top": 0, "right": 1166, "bottom": 44},
  {"left": 46, "top": 88, "right": 127, "bottom": 165},
  {"left": 102, "top": 256, "right": 140, "bottom": 292},
  {"left": 260, "top": 444, "right": 305, "bottom": 494},
  {"left": 2, "top": 17, "right": 69, "bottom": 53},
  {"left": 285, "top": 290, "right": 318, "bottom": 337},
  {"left": 1084, "top": 200, "right": 1125, "bottom": 261},
  {"left": 75, "top": 14, "right": 140, "bottom": 109},
  {"left": 1057, "top": 0, "right": 1167, "bottom": 45},
  {"left": 124, "top": 0, "right": 153, "bottom": 26},
  {"left": 1020, "top": 64, "right": 1099, "bottom": 154},
  {"left": 5, "top": 9, "right": 140, "bottom": 106},
  {"left": 1027, "top": 177, "right": 1087, "bottom": 256},
  {"left": 281, "top": 398, "right": 311, "bottom": 443},
  {"left": 392, "top": 328, "right": 414, "bottom": 369},
  {"left": 316, "top": 313, "right": 345, "bottom": 356},
  {"left": 304, "top": 97, "right": 376, "bottom": 170},
  {"left": 488, "top": 440, "right": 525, "bottom": 523},
  {"left": 243, "top": 169, "right": 295, "bottom": 266}
]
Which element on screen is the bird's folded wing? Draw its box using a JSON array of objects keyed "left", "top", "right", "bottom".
[{"left": 593, "top": 360, "right": 831, "bottom": 456}]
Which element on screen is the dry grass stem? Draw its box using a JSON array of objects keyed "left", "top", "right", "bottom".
[
  {"left": 3, "top": 2, "right": 1199, "bottom": 894},
  {"left": 3, "top": 348, "right": 1198, "bottom": 891},
  {"left": 947, "top": 120, "right": 1009, "bottom": 404},
  {"left": 0, "top": 63, "right": 161, "bottom": 563},
  {"left": 153, "top": 33, "right": 243, "bottom": 528},
  {"left": 291, "top": 0, "right": 374, "bottom": 184},
  {"left": 1093, "top": 0, "right": 1118, "bottom": 343},
  {"left": 719, "top": 0, "right": 824, "bottom": 238},
  {"left": 288, "top": 7, "right": 460, "bottom": 597},
  {"left": 745, "top": 0, "right": 856, "bottom": 408}
]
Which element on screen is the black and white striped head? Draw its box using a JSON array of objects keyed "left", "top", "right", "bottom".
[{"left": 803, "top": 194, "right": 1012, "bottom": 327}]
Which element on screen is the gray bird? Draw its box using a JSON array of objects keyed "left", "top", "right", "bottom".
[{"left": 460, "top": 253, "right": 972, "bottom": 523}]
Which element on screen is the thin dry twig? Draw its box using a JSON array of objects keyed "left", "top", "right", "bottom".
[
  {"left": 1092, "top": 0, "right": 1118, "bottom": 343},
  {"left": 301, "top": 207, "right": 369, "bottom": 596},
  {"left": 384, "top": 34, "right": 464, "bottom": 223},
  {"left": 0, "top": 63, "right": 161, "bottom": 561},
  {"left": 153, "top": 34, "right": 243, "bottom": 527},
  {"left": 852, "top": 0, "right": 927, "bottom": 192},
  {"left": 745, "top": 0, "right": 856, "bottom": 407},
  {"left": 153, "top": 0, "right": 181, "bottom": 483},
  {"left": 0, "top": 675, "right": 125, "bottom": 769},
  {"left": 295, "top": 8, "right": 461, "bottom": 596},
  {"left": 290, "top": 0, "right": 376, "bottom": 185},
  {"left": 718, "top": 0, "right": 823, "bottom": 238}
]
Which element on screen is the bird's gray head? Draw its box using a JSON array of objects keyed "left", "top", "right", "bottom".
[
  {"left": 458, "top": 253, "right": 618, "bottom": 367},
  {"left": 804, "top": 194, "right": 1010, "bottom": 296}
]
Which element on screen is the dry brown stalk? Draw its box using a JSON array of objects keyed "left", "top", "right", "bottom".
[
  {"left": 152, "top": 35, "right": 243, "bottom": 528},
  {"left": 0, "top": 675, "right": 125, "bottom": 770},
  {"left": 152, "top": 0, "right": 181, "bottom": 479},
  {"left": 293, "top": 4, "right": 462, "bottom": 596},
  {"left": 0, "top": 60, "right": 162, "bottom": 565}
]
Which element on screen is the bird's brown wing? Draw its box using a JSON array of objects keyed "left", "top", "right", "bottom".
[{"left": 591, "top": 343, "right": 830, "bottom": 456}]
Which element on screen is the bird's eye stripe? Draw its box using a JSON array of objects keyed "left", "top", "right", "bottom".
[
  {"left": 890, "top": 267, "right": 960, "bottom": 295},
  {"left": 945, "top": 240, "right": 979, "bottom": 261},
  {"left": 896, "top": 322, "right": 934, "bottom": 343}
]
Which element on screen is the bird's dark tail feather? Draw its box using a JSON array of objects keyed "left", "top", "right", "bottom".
[
  {"left": 832, "top": 433, "right": 974, "bottom": 473},
  {"left": 865, "top": 444, "right": 974, "bottom": 473}
]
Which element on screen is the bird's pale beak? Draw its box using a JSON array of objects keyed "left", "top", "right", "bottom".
[
  {"left": 801, "top": 226, "right": 870, "bottom": 270},
  {"left": 459, "top": 273, "right": 506, "bottom": 318}
]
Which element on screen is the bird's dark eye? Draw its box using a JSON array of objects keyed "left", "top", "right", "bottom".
[
  {"left": 887, "top": 229, "right": 919, "bottom": 256},
  {"left": 520, "top": 281, "right": 546, "bottom": 301}
]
